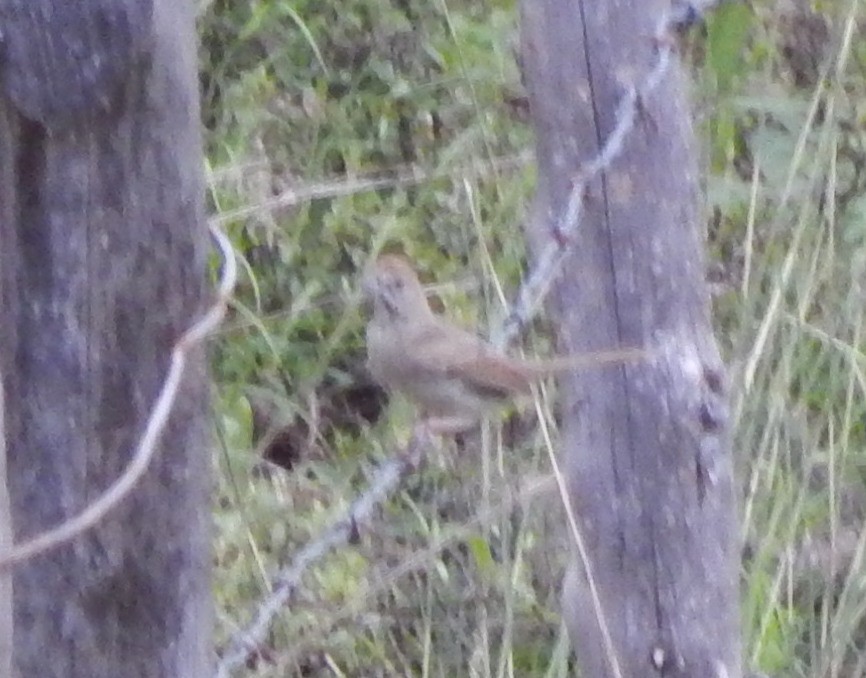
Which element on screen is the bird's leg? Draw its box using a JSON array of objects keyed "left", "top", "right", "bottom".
[{"left": 399, "top": 423, "right": 434, "bottom": 472}]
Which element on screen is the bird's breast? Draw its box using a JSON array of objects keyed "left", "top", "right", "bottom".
[{"left": 365, "top": 320, "right": 492, "bottom": 418}]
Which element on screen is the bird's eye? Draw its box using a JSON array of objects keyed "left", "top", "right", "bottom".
[{"left": 392, "top": 277, "right": 404, "bottom": 289}]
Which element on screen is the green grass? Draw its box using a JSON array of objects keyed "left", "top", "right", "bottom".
[{"left": 202, "top": 0, "right": 866, "bottom": 675}]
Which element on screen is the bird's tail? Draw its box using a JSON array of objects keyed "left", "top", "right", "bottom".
[{"left": 522, "top": 347, "right": 646, "bottom": 374}]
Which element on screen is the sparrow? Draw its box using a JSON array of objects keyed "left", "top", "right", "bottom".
[{"left": 362, "top": 253, "right": 641, "bottom": 435}]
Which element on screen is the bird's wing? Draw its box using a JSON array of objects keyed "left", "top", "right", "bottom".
[{"left": 412, "top": 321, "right": 533, "bottom": 398}]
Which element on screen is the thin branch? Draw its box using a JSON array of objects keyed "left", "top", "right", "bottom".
[
  {"left": 212, "top": 152, "right": 531, "bottom": 226},
  {"left": 535, "top": 392, "right": 625, "bottom": 678},
  {"left": 0, "top": 222, "right": 237, "bottom": 572}
]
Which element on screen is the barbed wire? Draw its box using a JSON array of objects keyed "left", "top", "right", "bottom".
[
  {"left": 0, "top": 221, "right": 237, "bottom": 571},
  {"left": 215, "top": 430, "right": 429, "bottom": 676},
  {"left": 213, "top": 2, "right": 727, "bottom": 674},
  {"left": 494, "top": 0, "right": 724, "bottom": 348}
]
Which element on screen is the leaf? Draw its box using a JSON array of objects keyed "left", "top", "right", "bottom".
[
  {"left": 841, "top": 193, "right": 866, "bottom": 245},
  {"left": 466, "top": 535, "right": 495, "bottom": 576},
  {"left": 706, "top": 2, "right": 753, "bottom": 93},
  {"left": 221, "top": 392, "right": 254, "bottom": 453},
  {"left": 731, "top": 93, "right": 812, "bottom": 132}
]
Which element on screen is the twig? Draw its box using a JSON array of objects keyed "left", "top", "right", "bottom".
[
  {"left": 215, "top": 431, "right": 429, "bottom": 677},
  {"left": 0, "top": 222, "right": 237, "bottom": 571},
  {"left": 212, "top": 152, "right": 531, "bottom": 226}
]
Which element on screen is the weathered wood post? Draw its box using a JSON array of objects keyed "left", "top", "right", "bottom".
[
  {"left": 519, "top": 1, "right": 741, "bottom": 676},
  {"left": 0, "top": 1, "right": 212, "bottom": 675}
]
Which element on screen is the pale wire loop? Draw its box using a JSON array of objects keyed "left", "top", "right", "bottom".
[
  {"left": 215, "top": 3, "right": 725, "bottom": 674},
  {"left": 0, "top": 222, "right": 237, "bottom": 572}
]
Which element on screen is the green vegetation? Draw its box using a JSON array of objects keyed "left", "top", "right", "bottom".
[{"left": 201, "top": 0, "right": 866, "bottom": 675}]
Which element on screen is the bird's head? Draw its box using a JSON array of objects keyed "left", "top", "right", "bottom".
[{"left": 362, "top": 254, "right": 431, "bottom": 322}]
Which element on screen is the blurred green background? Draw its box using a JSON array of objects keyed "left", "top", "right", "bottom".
[{"left": 201, "top": 1, "right": 866, "bottom": 675}]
